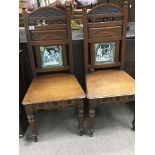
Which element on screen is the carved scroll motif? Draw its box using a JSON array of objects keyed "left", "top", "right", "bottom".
[
  {"left": 29, "top": 7, "right": 65, "bottom": 18},
  {"left": 32, "top": 100, "right": 78, "bottom": 111},
  {"left": 88, "top": 5, "right": 122, "bottom": 15},
  {"left": 91, "top": 95, "right": 135, "bottom": 106}
]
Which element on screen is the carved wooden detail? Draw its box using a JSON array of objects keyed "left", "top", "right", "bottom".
[
  {"left": 28, "top": 7, "right": 66, "bottom": 26},
  {"left": 78, "top": 108, "right": 84, "bottom": 117},
  {"left": 29, "top": 7, "right": 65, "bottom": 18},
  {"left": 88, "top": 5, "right": 122, "bottom": 16},
  {"left": 30, "top": 29, "right": 67, "bottom": 41},
  {"left": 30, "top": 100, "right": 79, "bottom": 111},
  {"left": 26, "top": 112, "right": 38, "bottom": 142},
  {"left": 89, "top": 108, "right": 95, "bottom": 117},
  {"left": 27, "top": 7, "right": 66, "bottom": 26},
  {"left": 90, "top": 95, "right": 134, "bottom": 106},
  {"left": 78, "top": 107, "right": 84, "bottom": 136},
  {"left": 24, "top": 99, "right": 83, "bottom": 112},
  {"left": 27, "top": 113, "right": 36, "bottom": 122},
  {"left": 89, "top": 107, "right": 95, "bottom": 137}
]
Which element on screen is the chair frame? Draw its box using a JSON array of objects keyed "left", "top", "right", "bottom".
[
  {"left": 82, "top": 2, "right": 135, "bottom": 136},
  {"left": 23, "top": 7, "right": 85, "bottom": 142}
]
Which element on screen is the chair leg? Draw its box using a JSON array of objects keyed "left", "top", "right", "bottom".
[
  {"left": 89, "top": 107, "right": 95, "bottom": 137},
  {"left": 132, "top": 104, "right": 135, "bottom": 131},
  {"left": 27, "top": 113, "right": 38, "bottom": 142},
  {"left": 132, "top": 116, "right": 135, "bottom": 131},
  {"left": 78, "top": 101, "right": 84, "bottom": 136}
]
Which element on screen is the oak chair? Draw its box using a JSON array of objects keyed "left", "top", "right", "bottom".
[
  {"left": 82, "top": 2, "right": 135, "bottom": 136},
  {"left": 22, "top": 7, "right": 85, "bottom": 142}
]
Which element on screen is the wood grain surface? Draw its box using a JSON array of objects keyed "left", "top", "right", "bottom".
[
  {"left": 23, "top": 74, "right": 85, "bottom": 105},
  {"left": 86, "top": 70, "right": 135, "bottom": 99}
]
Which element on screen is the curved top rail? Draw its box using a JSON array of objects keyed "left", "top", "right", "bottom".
[
  {"left": 88, "top": 4, "right": 123, "bottom": 16},
  {"left": 28, "top": 6, "right": 65, "bottom": 18}
]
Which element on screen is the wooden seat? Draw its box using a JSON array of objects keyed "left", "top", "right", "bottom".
[
  {"left": 23, "top": 74, "right": 85, "bottom": 105},
  {"left": 86, "top": 70, "right": 134, "bottom": 99}
]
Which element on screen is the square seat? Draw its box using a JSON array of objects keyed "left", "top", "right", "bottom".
[
  {"left": 86, "top": 70, "right": 135, "bottom": 99},
  {"left": 23, "top": 74, "right": 85, "bottom": 105}
]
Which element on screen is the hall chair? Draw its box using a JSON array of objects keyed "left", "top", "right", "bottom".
[
  {"left": 82, "top": 2, "right": 135, "bottom": 136},
  {"left": 22, "top": 7, "right": 85, "bottom": 142}
]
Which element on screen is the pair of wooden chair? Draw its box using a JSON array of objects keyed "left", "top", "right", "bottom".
[{"left": 22, "top": 2, "right": 135, "bottom": 142}]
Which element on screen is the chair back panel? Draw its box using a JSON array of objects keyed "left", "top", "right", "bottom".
[
  {"left": 23, "top": 7, "right": 73, "bottom": 77},
  {"left": 88, "top": 26, "right": 122, "bottom": 39},
  {"left": 30, "top": 29, "right": 67, "bottom": 41},
  {"left": 83, "top": 2, "right": 128, "bottom": 73}
]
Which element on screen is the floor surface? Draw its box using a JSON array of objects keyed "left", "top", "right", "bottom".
[{"left": 19, "top": 103, "right": 135, "bottom": 155}]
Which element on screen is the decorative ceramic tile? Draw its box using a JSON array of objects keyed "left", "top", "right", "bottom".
[
  {"left": 94, "top": 42, "right": 115, "bottom": 65},
  {"left": 40, "top": 45, "right": 63, "bottom": 67},
  {"left": 77, "top": 0, "right": 97, "bottom": 6}
]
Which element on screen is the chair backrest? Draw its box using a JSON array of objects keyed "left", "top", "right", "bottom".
[
  {"left": 82, "top": 2, "right": 128, "bottom": 73},
  {"left": 23, "top": 7, "right": 73, "bottom": 77}
]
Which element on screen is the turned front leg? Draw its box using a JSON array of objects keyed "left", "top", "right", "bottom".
[
  {"left": 27, "top": 112, "right": 38, "bottom": 142},
  {"left": 132, "top": 103, "right": 135, "bottom": 131},
  {"left": 132, "top": 115, "right": 135, "bottom": 131},
  {"left": 89, "top": 105, "right": 95, "bottom": 137},
  {"left": 78, "top": 100, "right": 84, "bottom": 136}
]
